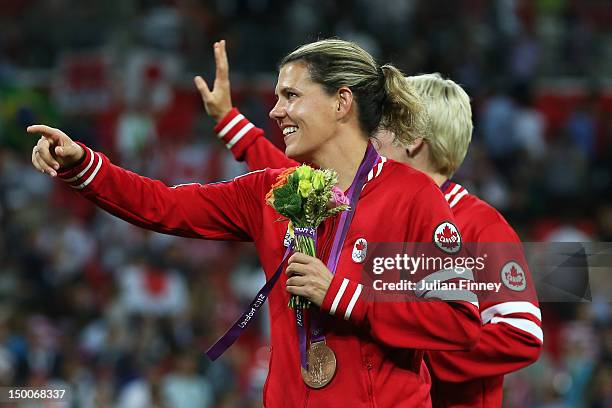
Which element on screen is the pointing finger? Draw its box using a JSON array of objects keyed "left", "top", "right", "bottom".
[{"left": 27, "top": 125, "right": 63, "bottom": 144}]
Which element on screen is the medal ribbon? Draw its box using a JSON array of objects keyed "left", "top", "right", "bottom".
[
  {"left": 298, "top": 143, "right": 380, "bottom": 368},
  {"left": 206, "top": 244, "right": 292, "bottom": 361},
  {"left": 206, "top": 143, "right": 380, "bottom": 364},
  {"left": 293, "top": 226, "right": 317, "bottom": 369}
]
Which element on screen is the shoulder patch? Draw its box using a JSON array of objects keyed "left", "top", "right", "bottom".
[
  {"left": 501, "top": 261, "right": 527, "bottom": 291},
  {"left": 352, "top": 238, "right": 368, "bottom": 263},
  {"left": 433, "top": 221, "right": 462, "bottom": 254}
]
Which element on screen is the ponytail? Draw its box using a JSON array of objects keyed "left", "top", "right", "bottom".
[{"left": 380, "top": 65, "right": 430, "bottom": 147}]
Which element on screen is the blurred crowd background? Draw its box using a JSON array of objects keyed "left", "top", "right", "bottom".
[{"left": 1, "top": 0, "right": 611, "bottom": 407}]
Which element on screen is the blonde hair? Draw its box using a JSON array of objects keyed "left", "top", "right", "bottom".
[
  {"left": 280, "top": 39, "right": 428, "bottom": 146},
  {"left": 406, "top": 73, "right": 473, "bottom": 177}
]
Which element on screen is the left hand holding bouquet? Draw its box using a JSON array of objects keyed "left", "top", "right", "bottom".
[
  {"left": 285, "top": 252, "right": 333, "bottom": 307},
  {"left": 266, "top": 164, "right": 350, "bottom": 309}
]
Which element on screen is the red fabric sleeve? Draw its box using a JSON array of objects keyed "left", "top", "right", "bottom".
[
  {"left": 213, "top": 108, "right": 298, "bottom": 171},
  {"left": 427, "top": 221, "right": 542, "bottom": 381},
  {"left": 321, "top": 180, "right": 482, "bottom": 351},
  {"left": 58, "top": 143, "right": 267, "bottom": 242}
]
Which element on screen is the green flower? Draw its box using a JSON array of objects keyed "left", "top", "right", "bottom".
[
  {"left": 273, "top": 185, "right": 302, "bottom": 218},
  {"left": 295, "top": 165, "right": 313, "bottom": 181},
  {"left": 273, "top": 184, "right": 294, "bottom": 200},
  {"left": 278, "top": 194, "right": 302, "bottom": 217},
  {"left": 312, "top": 171, "right": 325, "bottom": 191},
  {"left": 288, "top": 172, "right": 299, "bottom": 190},
  {"left": 298, "top": 179, "right": 313, "bottom": 198}
]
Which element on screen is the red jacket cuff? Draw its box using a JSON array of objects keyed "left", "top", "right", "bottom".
[
  {"left": 213, "top": 108, "right": 263, "bottom": 161},
  {"left": 57, "top": 142, "right": 103, "bottom": 189},
  {"left": 321, "top": 275, "right": 367, "bottom": 325}
]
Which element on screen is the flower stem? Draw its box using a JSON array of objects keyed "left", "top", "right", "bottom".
[{"left": 289, "top": 233, "right": 316, "bottom": 309}]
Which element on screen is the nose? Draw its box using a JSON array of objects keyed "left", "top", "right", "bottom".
[{"left": 269, "top": 99, "right": 286, "bottom": 121}]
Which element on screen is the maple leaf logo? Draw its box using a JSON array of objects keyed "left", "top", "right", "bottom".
[
  {"left": 509, "top": 265, "right": 520, "bottom": 277},
  {"left": 505, "top": 265, "right": 524, "bottom": 286},
  {"left": 501, "top": 261, "right": 527, "bottom": 291},
  {"left": 355, "top": 241, "right": 365, "bottom": 251},
  {"left": 433, "top": 222, "right": 461, "bottom": 253},
  {"left": 436, "top": 225, "right": 459, "bottom": 249}
]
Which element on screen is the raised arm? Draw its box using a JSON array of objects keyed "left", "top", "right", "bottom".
[
  {"left": 27, "top": 125, "right": 266, "bottom": 242},
  {"left": 194, "top": 40, "right": 297, "bottom": 171},
  {"left": 213, "top": 109, "right": 298, "bottom": 170}
]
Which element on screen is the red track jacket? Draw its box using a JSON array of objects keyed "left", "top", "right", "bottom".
[{"left": 57, "top": 135, "right": 481, "bottom": 407}]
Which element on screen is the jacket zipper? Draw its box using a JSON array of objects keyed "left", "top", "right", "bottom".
[
  {"left": 303, "top": 388, "right": 310, "bottom": 408},
  {"left": 318, "top": 215, "right": 340, "bottom": 266},
  {"left": 366, "top": 362, "right": 376, "bottom": 407}
]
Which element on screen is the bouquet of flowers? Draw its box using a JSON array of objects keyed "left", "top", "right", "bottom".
[{"left": 266, "top": 165, "right": 350, "bottom": 309}]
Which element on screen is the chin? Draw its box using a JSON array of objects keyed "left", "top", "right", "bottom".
[
  {"left": 285, "top": 144, "right": 310, "bottom": 163},
  {"left": 284, "top": 142, "right": 299, "bottom": 158}
]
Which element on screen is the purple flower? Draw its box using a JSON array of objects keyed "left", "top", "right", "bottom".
[{"left": 329, "top": 187, "right": 349, "bottom": 208}]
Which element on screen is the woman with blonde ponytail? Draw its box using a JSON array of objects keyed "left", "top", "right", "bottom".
[
  {"left": 27, "top": 38, "right": 480, "bottom": 407},
  {"left": 379, "top": 64, "right": 431, "bottom": 146},
  {"left": 274, "top": 39, "right": 429, "bottom": 164}
]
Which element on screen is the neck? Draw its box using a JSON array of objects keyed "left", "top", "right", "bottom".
[
  {"left": 393, "top": 144, "right": 447, "bottom": 188},
  {"left": 429, "top": 173, "right": 447, "bottom": 188},
  {"left": 312, "top": 136, "right": 369, "bottom": 192}
]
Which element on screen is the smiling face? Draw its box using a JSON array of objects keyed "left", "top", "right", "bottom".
[{"left": 269, "top": 61, "right": 339, "bottom": 162}]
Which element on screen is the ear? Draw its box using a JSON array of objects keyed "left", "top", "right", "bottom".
[
  {"left": 335, "top": 87, "right": 353, "bottom": 119},
  {"left": 405, "top": 138, "right": 424, "bottom": 157}
]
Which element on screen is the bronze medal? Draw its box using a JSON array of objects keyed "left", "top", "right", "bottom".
[{"left": 301, "top": 341, "right": 337, "bottom": 388}]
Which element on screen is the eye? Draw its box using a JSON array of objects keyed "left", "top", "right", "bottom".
[{"left": 287, "top": 91, "right": 298, "bottom": 99}]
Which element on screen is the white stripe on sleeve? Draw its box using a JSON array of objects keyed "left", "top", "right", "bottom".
[
  {"left": 329, "top": 278, "right": 349, "bottom": 316},
  {"left": 344, "top": 284, "right": 363, "bottom": 320},
  {"left": 217, "top": 114, "right": 245, "bottom": 138},
  {"left": 63, "top": 147, "right": 96, "bottom": 182},
  {"left": 481, "top": 301, "right": 541, "bottom": 324},
  {"left": 71, "top": 153, "right": 102, "bottom": 189},
  {"left": 490, "top": 317, "right": 544, "bottom": 343},
  {"left": 226, "top": 123, "right": 254, "bottom": 148}
]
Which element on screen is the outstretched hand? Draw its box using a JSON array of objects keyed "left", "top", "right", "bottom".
[
  {"left": 26, "top": 125, "right": 84, "bottom": 177},
  {"left": 194, "top": 40, "right": 232, "bottom": 123}
]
